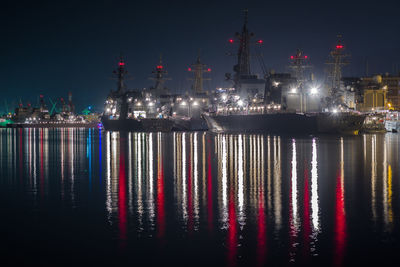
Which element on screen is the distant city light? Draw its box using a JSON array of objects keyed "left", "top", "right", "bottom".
[
  {"left": 237, "top": 100, "right": 244, "bottom": 106},
  {"left": 229, "top": 39, "right": 234, "bottom": 43}
]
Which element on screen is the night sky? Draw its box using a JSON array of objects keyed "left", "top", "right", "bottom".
[{"left": 1, "top": 0, "right": 399, "bottom": 112}]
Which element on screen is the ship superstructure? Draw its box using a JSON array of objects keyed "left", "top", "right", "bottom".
[
  {"left": 225, "top": 9, "right": 265, "bottom": 98},
  {"left": 102, "top": 57, "right": 174, "bottom": 131},
  {"left": 325, "top": 35, "right": 351, "bottom": 107},
  {"left": 203, "top": 15, "right": 365, "bottom": 135},
  {"left": 188, "top": 52, "right": 211, "bottom": 94},
  {"left": 170, "top": 53, "right": 211, "bottom": 130},
  {"left": 149, "top": 55, "right": 170, "bottom": 98}
]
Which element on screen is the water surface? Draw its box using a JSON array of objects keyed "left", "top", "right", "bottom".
[{"left": 0, "top": 128, "right": 399, "bottom": 266}]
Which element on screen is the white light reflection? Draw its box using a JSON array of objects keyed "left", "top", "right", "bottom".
[
  {"left": 182, "top": 133, "right": 187, "bottom": 222},
  {"left": 237, "top": 135, "right": 244, "bottom": 225},
  {"left": 69, "top": 129, "right": 75, "bottom": 207},
  {"left": 137, "top": 133, "right": 144, "bottom": 229},
  {"left": 148, "top": 133, "right": 155, "bottom": 229},
  {"left": 273, "top": 136, "right": 282, "bottom": 231},
  {"left": 382, "top": 137, "right": 388, "bottom": 226},
  {"left": 311, "top": 138, "right": 320, "bottom": 232},
  {"left": 193, "top": 132, "right": 200, "bottom": 229},
  {"left": 267, "top": 136, "right": 271, "bottom": 214},
  {"left": 221, "top": 135, "right": 228, "bottom": 226},
  {"left": 371, "top": 135, "right": 377, "bottom": 222},
  {"left": 291, "top": 139, "right": 299, "bottom": 230},
  {"left": 106, "top": 131, "right": 112, "bottom": 221}
]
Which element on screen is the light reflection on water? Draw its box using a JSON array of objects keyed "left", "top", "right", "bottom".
[{"left": 0, "top": 128, "right": 400, "bottom": 265}]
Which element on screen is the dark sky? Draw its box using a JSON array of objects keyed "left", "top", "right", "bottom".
[{"left": 1, "top": 0, "right": 399, "bottom": 112}]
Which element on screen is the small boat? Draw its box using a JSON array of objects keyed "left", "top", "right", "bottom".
[
  {"left": 361, "top": 113, "right": 387, "bottom": 133},
  {"left": 385, "top": 111, "right": 400, "bottom": 133}
]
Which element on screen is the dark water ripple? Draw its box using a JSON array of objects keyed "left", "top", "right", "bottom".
[{"left": 0, "top": 128, "right": 400, "bottom": 266}]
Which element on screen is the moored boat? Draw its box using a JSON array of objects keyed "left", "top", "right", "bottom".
[{"left": 101, "top": 57, "right": 174, "bottom": 132}]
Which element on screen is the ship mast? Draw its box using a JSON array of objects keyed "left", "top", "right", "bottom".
[
  {"left": 227, "top": 9, "right": 264, "bottom": 94},
  {"left": 289, "top": 49, "right": 311, "bottom": 85},
  {"left": 150, "top": 55, "right": 170, "bottom": 96},
  {"left": 233, "top": 9, "right": 254, "bottom": 89},
  {"left": 111, "top": 56, "right": 128, "bottom": 119},
  {"left": 188, "top": 51, "right": 211, "bottom": 94},
  {"left": 113, "top": 56, "right": 127, "bottom": 94},
  {"left": 325, "top": 35, "right": 350, "bottom": 102}
]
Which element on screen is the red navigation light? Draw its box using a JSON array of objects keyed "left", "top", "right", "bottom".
[
  {"left": 257, "top": 39, "right": 263, "bottom": 44},
  {"left": 188, "top": 67, "right": 192, "bottom": 71},
  {"left": 290, "top": 56, "right": 294, "bottom": 59},
  {"left": 304, "top": 55, "right": 308, "bottom": 59},
  {"left": 157, "top": 65, "right": 163, "bottom": 69},
  {"left": 229, "top": 39, "right": 234, "bottom": 43},
  {"left": 336, "top": 45, "right": 344, "bottom": 49},
  {"left": 207, "top": 68, "right": 211, "bottom": 72},
  {"left": 119, "top": 62, "right": 125, "bottom": 66}
]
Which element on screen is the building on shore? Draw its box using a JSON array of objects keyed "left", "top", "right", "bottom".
[{"left": 346, "top": 73, "right": 400, "bottom": 112}]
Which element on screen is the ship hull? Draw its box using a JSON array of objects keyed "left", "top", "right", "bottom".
[
  {"left": 171, "top": 117, "right": 208, "bottom": 131},
  {"left": 316, "top": 113, "right": 366, "bottom": 135},
  {"left": 7, "top": 122, "right": 99, "bottom": 128},
  {"left": 203, "top": 113, "right": 318, "bottom": 134},
  {"left": 203, "top": 112, "right": 365, "bottom": 135},
  {"left": 101, "top": 116, "right": 174, "bottom": 132}
]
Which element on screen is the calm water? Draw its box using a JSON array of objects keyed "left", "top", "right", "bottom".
[{"left": 0, "top": 129, "right": 400, "bottom": 266}]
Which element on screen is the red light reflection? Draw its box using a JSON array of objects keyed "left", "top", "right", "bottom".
[
  {"left": 227, "top": 191, "right": 237, "bottom": 267},
  {"left": 334, "top": 169, "right": 346, "bottom": 266},
  {"left": 118, "top": 137, "right": 127, "bottom": 248},
  {"left": 157, "top": 152, "right": 165, "bottom": 239},
  {"left": 257, "top": 190, "right": 266, "bottom": 267}
]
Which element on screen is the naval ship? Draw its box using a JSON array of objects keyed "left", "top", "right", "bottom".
[
  {"left": 101, "top": 58, "right": 174, "bottom": 132},
  {"left": 170, "top": 53, "right": 210, "bottom": 131},
  {"left": 203, "top": 10, "right": 365, "bottom": 135}
]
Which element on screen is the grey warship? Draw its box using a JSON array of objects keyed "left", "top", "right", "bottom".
[
  {"left": 203, "top": 11, "right": 365, "bottom": 135},
  {"left": 101, "top": 58, "right": 174, "bottom": 132}
]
